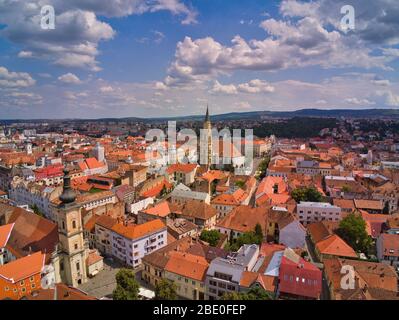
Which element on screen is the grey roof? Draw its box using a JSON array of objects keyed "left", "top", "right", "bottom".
[
  {"left": 171, "top": 184, "right": 209, "bottom": 201},
  {"left": 206, "top": 244, "right": 259, "bottom": 283}
]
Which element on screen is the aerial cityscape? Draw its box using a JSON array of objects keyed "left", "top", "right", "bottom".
[{"left": 0, "top": 0, "right": 399, "bottom": 304}]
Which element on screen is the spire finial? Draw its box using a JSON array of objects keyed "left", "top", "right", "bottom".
[{"left": 205, "top": 104, "right": 210, "bottom": 122}]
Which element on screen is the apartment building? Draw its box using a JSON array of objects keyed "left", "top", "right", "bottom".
[
  {"left": 297, "top": 202, "right": 342, "bottom": 226},
  {"left": 9, "top": 179, "right": 62, "bottom": 220},
  {"left": 376, "top": 233, "right": 399, "bottom": 268},
  {"left": 296, "top": 160, "right": 333, "bottom": 176},
  {"left": 170, "top": 183, "right": 210, "bottom": 205},
  {"left": 205, "top": 244, "right": 259, "bottom": 300},
  {"left": 110, "top": 219, "right": 167, "bottom": 268}
]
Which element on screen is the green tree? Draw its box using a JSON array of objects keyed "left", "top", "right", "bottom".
[
  {"left": 341, "top": 185, "right": 351, "bottom": 193},
  {"left": 226, "top": 226, "right": 263, "bottom": 252},
  {"left": 155, "top": 279, "right": 178, "bottom": 300},
  {"left": 160, "top": 184, "right": 168, "bottom": 197},
  {"left": 291, "top": 187, "right": 323, "bottom": 203},
  {"left": 254, "top": 223, "right": 263, "bottom": 240},
  {"left": 221, "top": 291, "right": 246, "bottom": 300},
  {"left": 256, "top": 156, "right": 271, "bottom": 180},
  {"left": 221, "top": 287, "right": 272, "bottom": 300},
  {"left": 383, "top": 201, "right": 390, "bottom": 215},
  {"left": 235, "top": 180, "right": 245, "bottom": 189},
  {"left": 112, "top": 269, "right": 140, "bottom": 300},
  {"left": 200, "top": 230, "right": 221, "bottom": 247},
  {"left": 210, "top": 181, "right": 217, "bottom": 195},
  {"left": 246, "top": 287, "right": 272, "bottom": 300},
  {"left": 31, "top": 204, "right": 44, "bottom": 217},
  {"left": 322, "top": 176, "right": 326, "bottom": 192},
  {"left": 336, "top": 213, "right": 372, "bottom": 253}
]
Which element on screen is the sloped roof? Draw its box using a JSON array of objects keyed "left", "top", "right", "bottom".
[
  {"left": 0, "top": 223, "right": 14, "bottom": 248},
  {"left": 179, "top": 200, "right": 217, "bottom": 220},
  {"left": 279, "top": 256, "right": 322, "bottom": 299},
  {"left": 0, "top": 252, "right": 45, "bottom": 283},
  {"left": 316, "top": 234, "right": 357, "bottom": 258},
  {"left": 6, "top": 207, "right": 59, "bottom": 260},
  {"left": 166, "top": 163, "right": 197, "bottom": 174},
  {"left": 217, "top": 205, "right": 268, "bottom": 234},
  {"left": 165, "top": 251, "right": 209, "bottom": 281},
  {"left": 239, "top": 271, "right": 277, "bottom": 292},
  {"left": 111, "top": 219, "right": 166, "bottom": 240}
]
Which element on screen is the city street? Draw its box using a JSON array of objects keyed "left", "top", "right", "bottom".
[{"left": 78, "top": 258, "right": 124, "bottom": 299}]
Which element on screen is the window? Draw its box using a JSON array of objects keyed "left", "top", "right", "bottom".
[
  {"left": 30, "top": 276, "right": 34, "bottom": 282},
  {"left": 21, "top": 287, "right": 26, "bottom": 293},
  {"left": 62, "top": 221, "right": 65, "bottom": 230},
  {"left": 4, "top": 286, "right": 9, "bottom": 291},
  {"left": 31, "top": 283, "right": 36, "bottom": 289},
  {"left": 76, "top": 262, "right": 80, "bottom": 271},
  {"left": 74, "top": 243, "right": 78, "bottom": 250},
  {"left": 72, "top": 220, "right": 77, "bottom": 229},
  {"left": 20, "top": 280, "right": 25, "bottom": 286},
  {"left": 218, "top": 282, "right": 226, "bottom": 289}
]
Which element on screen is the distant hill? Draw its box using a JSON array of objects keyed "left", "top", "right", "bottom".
[
  {"left": 145, "top": 108, "right": 399, "bottom": 122},
  {"left": 1, "top": 108, "right": 399, "bottom": 124}
]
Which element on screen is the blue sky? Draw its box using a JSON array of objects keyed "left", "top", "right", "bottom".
[{"left": 0, "top": 0, "right": 399, "bottom": 119}]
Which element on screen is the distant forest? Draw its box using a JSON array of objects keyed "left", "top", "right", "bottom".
[{"left": 253, "top": 117, "right": 338, "bottom": 138}]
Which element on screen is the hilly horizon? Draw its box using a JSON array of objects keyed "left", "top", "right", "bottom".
[{"left": 1, "top": 108, "right": 399, "bottom": 124}]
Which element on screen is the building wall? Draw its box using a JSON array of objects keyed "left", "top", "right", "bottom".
[
  {"left": 212, "top": 203, "right": 236, "bottom": 219},
  {"left": 165, "top": 271, "right": 205, "bottom": 300},
  {"left": 111, "top": 229, "right": 167, "bottom": 268},
  {"left": 297, "top": 203, "right": 341, "bottom": 226},
  {"left": 0, "top": 272, "right": 41, "bottom": 300},
  {"left": 142, "top": 262, "right": 164, "bottom": 288},
  {"left": 94, "top": 225, "right": 113, "bottom": 256},
  {"left": 87, "top": 259, "right": 104, "bottom": 277}
]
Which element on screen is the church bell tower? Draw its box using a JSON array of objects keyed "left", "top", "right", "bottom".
[
  {"left": 52, "top": 169, "right": 88, "bottom": 287},
  {"left": 201, "top": 105, "right": 213, "bottom": 166}
]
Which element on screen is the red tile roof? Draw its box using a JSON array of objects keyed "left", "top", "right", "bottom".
[
  {"left": 0, "top": 223, "right": 14, "bottom": 248},
  {"left": 166, "top": 163, "right": 197, "bottom": 174},
  {"left": 164, "top": 251, "right": 208, "bottom": 281},
  {"left": 316, "top": 234, "right": 357, "bottom": 258},
  {"left": 379, "top": 233, "right": 399, "bottom": 257},
  {"left": 278, "top": 256, "right": 322, "bottom": 299},
  {"left": 111, "top": 219, "right": 166, "bottom": 240},
  {"left": 142, "top": 201, "right": 181, "bottom": 217},
  {"left": 78, "top": 157, "right": 105, "bottom": 171},
  {"left": 0, "top": 252, "right": 45, "bottom": 283}
]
